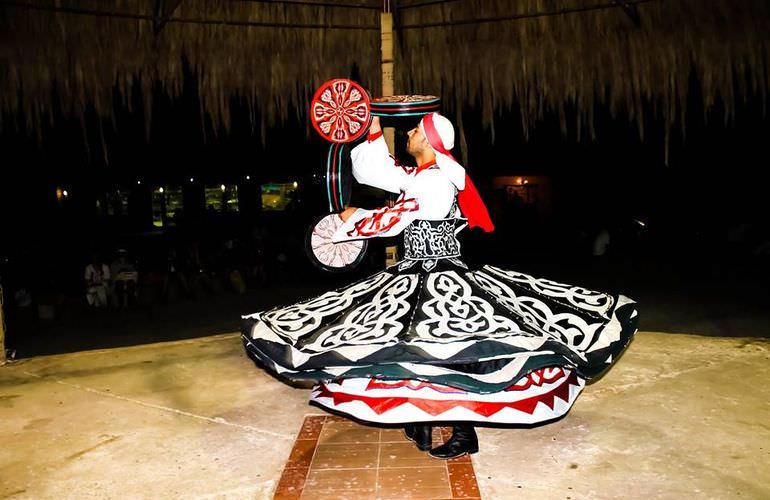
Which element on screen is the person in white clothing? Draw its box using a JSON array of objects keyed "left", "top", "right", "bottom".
[
  {"left": 241, "top": 112, "right": 638, "bottom": 462},
  {"left": 84, "top": 255, "right": 110, "bottom": 308},
  {"left": 333, "top": 114, "right": 493, "bottom": 458},
  {"left": 334, "top": 115, "right": 486, "bottom": 243}
]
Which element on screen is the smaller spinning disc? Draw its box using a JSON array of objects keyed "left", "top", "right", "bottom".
[{"left": 305, "top": 213, "right": 368, "bottom": 273}]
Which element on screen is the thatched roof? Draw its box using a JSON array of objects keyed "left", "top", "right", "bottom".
[
  {"left": 0, "top": 0, "right": 382, "bottom": 139},
  {"left": 396, "top": 0, "right": 770, "bottom": 154},
  {"left": 1, "top": 0, "right": 768, "bottom": 155}
]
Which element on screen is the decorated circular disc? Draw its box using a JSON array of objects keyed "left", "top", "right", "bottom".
[
  {"left": 370, "top": 95, "right": 441, "bottom": 117},
  {"left": 311, "top": 79, "right": 372, "bottom": 143},
  {"left": 305, "top": 213, "right": 368, "bottom": 272}
]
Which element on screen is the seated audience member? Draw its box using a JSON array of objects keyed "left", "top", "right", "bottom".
[{"left": 85, "top": 255, "right": 110, "bottom": 308}]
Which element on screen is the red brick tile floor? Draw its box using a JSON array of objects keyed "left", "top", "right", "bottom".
[{"left": 274, "top": 415, "right": 482, "bottom": 500}]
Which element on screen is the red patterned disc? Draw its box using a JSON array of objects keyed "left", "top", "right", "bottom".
[{"left": 310, "top": 79, "right": 372, "bottom": 143}]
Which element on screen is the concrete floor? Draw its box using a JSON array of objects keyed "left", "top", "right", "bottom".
[{"left": 1, "top": 332, "right": 768, "bottom": 499}]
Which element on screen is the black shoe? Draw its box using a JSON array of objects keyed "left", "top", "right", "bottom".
[
  {"left": 403, "top": 424, "right": 433, "bottom": 451},
  {"left": 429, "top": 425, "right": 479, "bottom": 459}
]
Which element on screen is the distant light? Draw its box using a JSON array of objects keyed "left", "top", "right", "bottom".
[
  {"left": 190, "top": 177, "right": 194, "bottom": 183},
  {"left": 246, "top": 175, "right": 250, "bottom": 181},
  {"left": 220, "top": 184, "right": 226, "bottom": 192},
  {"left": 137, "top": 180, "right": 141, "bottom": 185},
  {"left": 159, "top": 187, "right": 164, "bottom": 194},
  {"left": 62, "top": 190, "right": 69, "bottom": 197},
  {"left": 523, "top": 179, "right": 529, "bottom": 184},
  {"left": 516, "top": 177, "right": 522, "bottom": 185},
  {"left": 293, "top": 181, "right": 298, "bottom": 188},
  {"left": 634, "top": 219, "right": 646, "bottom": 227}
]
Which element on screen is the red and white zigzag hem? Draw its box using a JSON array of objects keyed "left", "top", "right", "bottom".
[{"left": 310, "top": 367, "right": 586, "bottom": 425}]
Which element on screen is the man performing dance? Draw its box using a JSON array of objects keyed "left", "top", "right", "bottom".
[{"left": 242, "top": 112, "right": 638, "bottom": 459}]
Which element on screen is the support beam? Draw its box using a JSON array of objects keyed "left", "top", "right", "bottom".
[
  {"left": 381, "top": 1, "right": 399, "bottom": 267},
  {"left": 380, "top": 5, "right": 395, "bottom": 150},
  {"left": 0, "top": 1, "right": 385, "bottom": 30}
]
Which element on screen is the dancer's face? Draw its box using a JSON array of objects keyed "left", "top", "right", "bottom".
[{"left": 406, "top": 126, "right": 430, "bottom": 156}]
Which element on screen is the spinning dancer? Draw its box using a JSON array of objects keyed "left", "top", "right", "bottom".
[{"left": 242, "top": 113, "right": 638, "bottom": 459}]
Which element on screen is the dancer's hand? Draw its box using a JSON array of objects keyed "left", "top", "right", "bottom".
[
  {"left": 339, "top": 207, "right": 358, "bottom": 222},
  {"left": 369, "top": 116, "right": 382, "bottom": 135}
]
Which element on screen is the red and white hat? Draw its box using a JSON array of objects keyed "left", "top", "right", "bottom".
[
  {"left": 418, "top": 112, "right": 466, "bottom": 189},
  {"left": 419, "top": 112, "right": 495, "bottom": 232}
]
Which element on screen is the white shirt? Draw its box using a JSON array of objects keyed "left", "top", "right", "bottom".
[
  {"left": 332, "top": 135, "right": 462, "bottom": 243},
  {"left": 592, "top": 230, "right": 611, "bottom": 257},
  {"left": 85, "top": 263, "right": 110, "bottom": 286}
]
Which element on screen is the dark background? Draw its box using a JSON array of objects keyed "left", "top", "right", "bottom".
[{"left": 1, "top": 72, "right": 768, "bottom": 357}]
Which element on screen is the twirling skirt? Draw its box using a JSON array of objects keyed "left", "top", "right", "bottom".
[{"left": 242, "top": 258, "right": 638, "bottom": 424}]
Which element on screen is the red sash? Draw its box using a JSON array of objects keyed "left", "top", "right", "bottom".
[{"left": 422, "top": 113, "right": 495, "bottom": 232}]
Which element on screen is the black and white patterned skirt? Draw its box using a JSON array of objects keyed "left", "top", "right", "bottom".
[{"left": 242, "top": 219, "right": 638, "bottom": 424}]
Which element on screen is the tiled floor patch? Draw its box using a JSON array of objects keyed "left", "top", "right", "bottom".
[{"left": 274, "top": 415, "right": 481, "bottom": 499}]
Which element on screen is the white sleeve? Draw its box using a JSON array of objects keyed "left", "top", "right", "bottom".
[
  {"left": 331, "top": 170, "right": 457, "bottom": 243},
  {"left": 350, "top": 136, "right": 412, "bottom": 194},
  {"left": 331, "top": 198, "right": 421, "bottom": 243}
]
